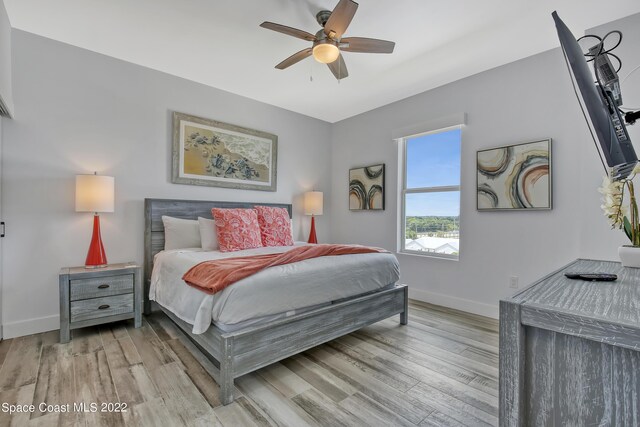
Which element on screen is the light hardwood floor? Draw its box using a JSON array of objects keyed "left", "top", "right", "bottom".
[{"left": 0, "top": 301, "right": 498, "bottom": 426}]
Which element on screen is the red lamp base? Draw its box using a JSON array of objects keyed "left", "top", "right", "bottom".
[
  {"left": 307, "top": 215, "right": 318, "bottom": 244},
  {"left": 85, "top": 214, "right": 108, "bottom": 268}
]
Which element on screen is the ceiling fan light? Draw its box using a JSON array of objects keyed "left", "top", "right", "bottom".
[{"left": 313, "top": 43, "right": 340, "bottom": 64}]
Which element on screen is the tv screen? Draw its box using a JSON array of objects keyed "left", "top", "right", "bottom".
[{"left": 552, "top": 11, "right": 637, "bottom": 180}]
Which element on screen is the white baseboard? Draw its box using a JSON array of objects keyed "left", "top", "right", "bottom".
[
  {"left": 0, "top": 289, "right": 497, "bottom": 339},
  {"left": 3, "top": 314, "right": 60, "bottom": 339},
  {"left": 408, "top": 287, "right": 499, "bottom": 319}
]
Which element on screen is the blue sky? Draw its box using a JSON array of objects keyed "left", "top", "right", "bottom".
[{"left": 406, "top": 128, "right": 461, "bottom": 217}]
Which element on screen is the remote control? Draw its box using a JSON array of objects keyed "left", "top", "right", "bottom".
[{"left": 564, "top": 272, "right": 617, "bottom": 281}]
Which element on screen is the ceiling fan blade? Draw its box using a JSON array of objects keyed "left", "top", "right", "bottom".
[
  {"left": 275, "top": 48, "right": 313, "bottom": 69},
  {"left": 324, "top": 0, "right": 358, "bottom": 39},
  {"left": 340, "top": 37, "right": 395, "bottom": 53},
  {"left": 260, "top": 22, "right": 317, "bottom": 42},
  {"left": 327, "top": 54, "right": 349, "bottom": 80}
]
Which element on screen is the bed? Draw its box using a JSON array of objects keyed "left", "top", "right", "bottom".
[{"left": 144, "top": 198, "right": 408, "bottom": 405}]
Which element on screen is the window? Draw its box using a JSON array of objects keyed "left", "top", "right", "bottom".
[{"left": 399, "top": 126, "right": 462, "bottom": 259}]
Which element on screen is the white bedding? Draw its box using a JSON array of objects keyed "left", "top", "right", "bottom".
[{"left": 150, "top": 243, "right": 400, "bottom": 334}]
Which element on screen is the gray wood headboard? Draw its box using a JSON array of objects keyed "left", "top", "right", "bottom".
[{"left": 144, "top": 198, "right": 293, "bottom": 313}]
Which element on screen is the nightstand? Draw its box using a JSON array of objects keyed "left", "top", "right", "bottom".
[{"left": 59, "top": 262, "right": 142, "bottom": 343}]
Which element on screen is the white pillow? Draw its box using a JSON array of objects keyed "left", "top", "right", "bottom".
[
  {"left": 162, "top": 216, "right": 201, "bottom": 250},
  {"left": 198, "top": 217, "right": 219, "bottom": 251},
  {"left": 290, "top": 220, "right": 295, "bottom": 242}
]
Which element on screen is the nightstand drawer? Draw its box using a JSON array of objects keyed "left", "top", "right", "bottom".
[
  {"left": 70, "top": 274, "right": 134, "bottom": 301},
  {"left": 70, "top": 294, "right": 134, "bottom": 323}
]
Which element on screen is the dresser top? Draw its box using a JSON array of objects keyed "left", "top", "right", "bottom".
[
  {"left": 61, "top": 262, "right": 139, "bottom": 277},
  {"left": 507, "top": 259, "right": 640, "bottom": 329}
]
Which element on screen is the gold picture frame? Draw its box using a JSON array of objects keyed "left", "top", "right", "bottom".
[{"left": 172, "top": 112, "right": 277, "bottom": 191}]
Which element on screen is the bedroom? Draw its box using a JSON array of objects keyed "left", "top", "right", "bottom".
[{"left": 0, "top": 0, "right": 639, "bottom": 426}]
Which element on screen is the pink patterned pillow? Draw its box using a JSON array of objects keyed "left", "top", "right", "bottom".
[
  {"left": 254, "top": 206, "right": 294, "bottom": 247},
  {"left": 211, "top": 208, "right": 263, "bottom": 252}
]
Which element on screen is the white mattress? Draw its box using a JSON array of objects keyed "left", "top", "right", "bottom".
[{"left": 150, "top": 243, "right": 400, "bottom": 334}]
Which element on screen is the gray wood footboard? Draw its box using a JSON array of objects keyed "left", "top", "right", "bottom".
[
  {"left": 144, "top": 198, "right": 408, "bottom": 405},
  {"left": 161, "top": 284, "right": 407, "bottom": 405}
]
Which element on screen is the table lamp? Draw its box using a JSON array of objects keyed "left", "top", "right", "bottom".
[
  {"left": 76, "top": 173, "right": 114, "bottom": 268},
  {"left": 304, "top": 191, "right": 323, "bottom": 244}
]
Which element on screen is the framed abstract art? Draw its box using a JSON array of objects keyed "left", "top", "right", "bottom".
[
  {"left": 477, "top": 139, "right": 552, "bottom": 211},
  {"left": 349, "top": 164, "right": 385, "bottom": 211}
]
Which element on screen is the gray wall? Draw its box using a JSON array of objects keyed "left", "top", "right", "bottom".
[
  {"left": 1, "top": 30, "right": 332, "bottom": 337},
  {"left": 3, "top": 12, "right": 640, "bottom": 336},
  {"left": 0, "top": 0, "right": 13, "bottom": 116},
  {"left": 330, "top": 12, "right": 640, "bottom": 317}
]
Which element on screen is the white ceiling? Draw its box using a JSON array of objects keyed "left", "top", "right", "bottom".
[{"left": 4, "top": 0, "right": 640, "bottom": 122}]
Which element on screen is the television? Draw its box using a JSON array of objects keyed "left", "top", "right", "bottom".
[{"left": 552, "top": 11, "right": 637, "bottom": 180}]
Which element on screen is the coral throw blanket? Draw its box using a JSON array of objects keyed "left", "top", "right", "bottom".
[{"left": 182, "top": 244, "right": 388, "bottom": 295}]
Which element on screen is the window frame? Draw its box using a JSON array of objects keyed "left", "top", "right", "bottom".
[{"left": 398, "top": 125, "right": 462, "bottom": 260}]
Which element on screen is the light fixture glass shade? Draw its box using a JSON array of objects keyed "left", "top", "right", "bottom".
[
  {"left": 304, "top": 191, "right": 323, "bottom": 216},
  {"left": 312, "top": 43, "right": 339, "bottom": 64},
  {"left": 75, "top": 174, "right": 115, "bottom": 213}
]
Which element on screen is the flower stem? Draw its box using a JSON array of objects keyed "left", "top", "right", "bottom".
[{"left": 629, "top": 180, "right": 639, "bottom": 246}]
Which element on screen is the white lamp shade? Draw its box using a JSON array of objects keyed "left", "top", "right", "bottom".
[
  {"left": 304, "top": 191, "right": 323, "bottom": 216},
  {"left": 75, "top": 174, "right": 115, "bottom": 213}
]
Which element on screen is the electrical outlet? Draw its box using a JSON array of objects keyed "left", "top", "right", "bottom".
[{"left": 509, "top": 276, "right": 519, "bottom": 289}]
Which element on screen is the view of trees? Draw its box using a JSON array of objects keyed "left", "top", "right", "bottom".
[{"left": 405, "top": 216, "right": 460, "bottom": 239}]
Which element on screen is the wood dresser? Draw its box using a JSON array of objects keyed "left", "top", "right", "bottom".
[
  {"left": 59, "top": 262, "right": 142, "bottom": 343},
  {"left": 499, "top": 259, "right": 640, "bottom": 426}
]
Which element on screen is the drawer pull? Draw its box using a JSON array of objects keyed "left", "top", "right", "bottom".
[
  {"left": 98, "top": 304, "right": 110, "bottom": 310},
  {"left": 98, "top": 284, "right": 110, "bottom": 289}
]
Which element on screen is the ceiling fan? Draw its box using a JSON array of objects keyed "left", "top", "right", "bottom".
[{"left": 259, "top": 0, "right": 395, "bottom": 80}]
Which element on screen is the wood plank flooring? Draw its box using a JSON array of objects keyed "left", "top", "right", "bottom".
[{"left": 0, "top": 301, "right": 498, "bottom": 426}]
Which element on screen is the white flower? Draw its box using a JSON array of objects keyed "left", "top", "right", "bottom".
[{"left": 598, "top": 175, "right": 625, "bottom": 228}]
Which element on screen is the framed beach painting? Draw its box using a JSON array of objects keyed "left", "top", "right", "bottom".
[
  {"left": 477, "top": 139, "right": 552, "bottom": 211},
  {"left": 172, "top": 112, "right": 277, "bottom": 191},
  {"left": 349, "top": 164, "right": 385, "bottom": 210}
]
